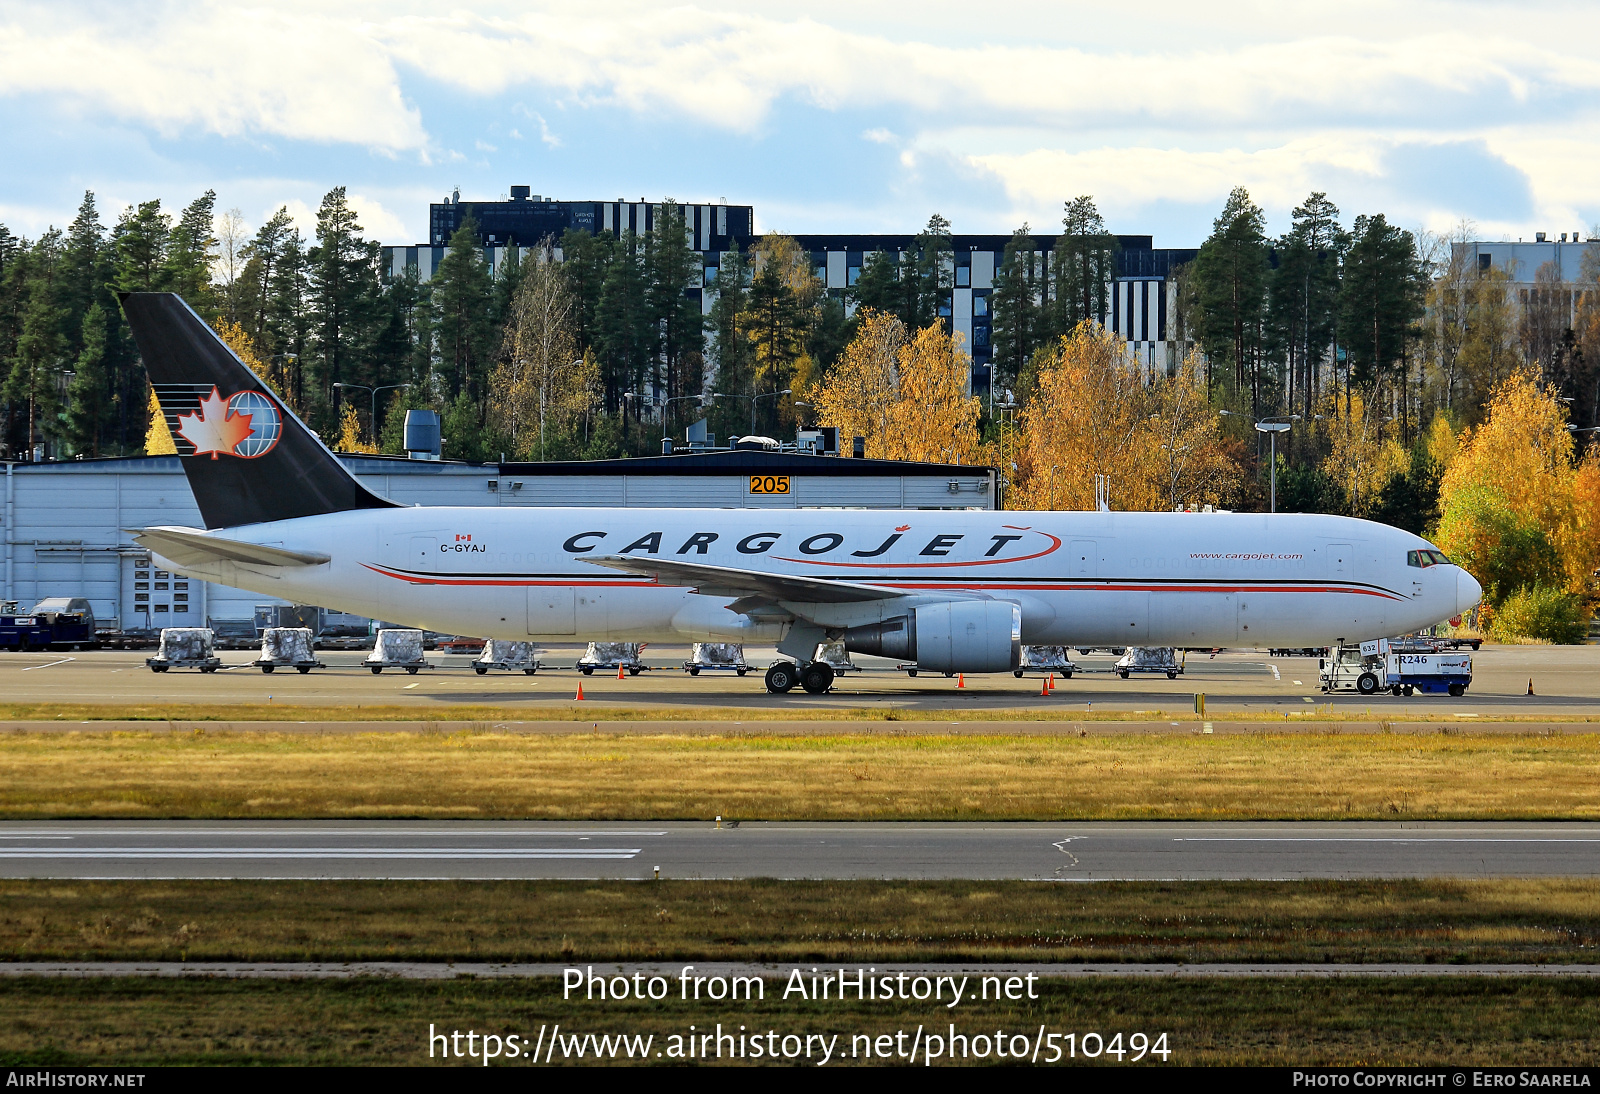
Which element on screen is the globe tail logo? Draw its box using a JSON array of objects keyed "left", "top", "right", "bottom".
[{"left": 173, "top": 386, "right": 283, "bottom": 460}]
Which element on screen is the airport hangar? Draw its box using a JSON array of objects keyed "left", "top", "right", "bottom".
[{"left": 0, "top": 448, "right": 996, "bottom": 635}]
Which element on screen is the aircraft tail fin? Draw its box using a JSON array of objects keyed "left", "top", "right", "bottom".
[{"left": 120, "top": 292, "right": 398, "bottom": 529}]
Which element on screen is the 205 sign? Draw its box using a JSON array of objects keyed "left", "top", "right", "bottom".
[{"left": 749, "top": 475, "right": 791, "bottom": 495}]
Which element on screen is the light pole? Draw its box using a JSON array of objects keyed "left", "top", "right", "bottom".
[
  {"left": 625, "top": 392, "right": 712, "bottom": 450},
  {"left": 1222, "top": 411, "right": 1298, "bottom": 513},
  {"left": 332, "top": 382, "right": 411, "bottom": 445},
  {"left": 711, "top": 389, "right": 791, "bottom": 436}
]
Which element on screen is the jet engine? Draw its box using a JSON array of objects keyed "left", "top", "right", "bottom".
[{"left": 842, "top": 600, "right": 1021, "bottom": 674}]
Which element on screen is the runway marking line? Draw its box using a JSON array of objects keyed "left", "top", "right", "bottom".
[{"left": 20, "top": 658, "right": 74, "bottom": 671}]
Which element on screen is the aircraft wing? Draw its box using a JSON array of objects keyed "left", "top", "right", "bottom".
[
  {"left": 579, "top": 554, "right": 906, "bottom": 604},
  {"left": 131, "top": 525, "right": 332, "bottom": 568}
]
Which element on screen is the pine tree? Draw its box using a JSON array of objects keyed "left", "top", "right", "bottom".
[
  {"left": 4, "top": 234, "right": 67, "bottom": 457},
  {"left": 111, "top": 201, "right": 170, "bottom": 293},
  {"left": 646, "top": 200, "right": 705, "bottom": 406},
  {"left": 913, "top": 213, "right": 954, "bottom": 332},
  {"left": 705, "top": 249, "right": 751, "bottom": 440},
  {"left": 164, "top": 190, "right": 218, "bottom": 315},
  {"left": 66, "top": 301, "right": 109, "bottom": 456},
  {"left": 431, "top": 214, "right": 494, "bottom": 406},
  {"left": 1339, "top": 213, "right": 1426, "bottom": 414},
  {"left": 238, "top": 207, "right": 295, "bottom": 356},
  {"left": 990, "top": 226, "right": 1040, "bottom": 394},
  {"left": 560, "top": 228, "right": 614, "bottom": 356},
  {"left": 1192, "top": 187, "right": 1270, "bottom": 410},
  {"left": 1267, "top": 192, "right": 1346, "bottom": 423},
  {"left": 595, "top": 230, "right": 651, "bottom": 414},
  {"left": 1050, "top": 197, "right": 1118, "bottom": 337},
  {"left": 308, "top": 186, "right": 381, "bottom": 432}
]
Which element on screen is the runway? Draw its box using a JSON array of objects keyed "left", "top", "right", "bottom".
[{"left": 5, "top": 821, "right": 1600, "bottom": 880}]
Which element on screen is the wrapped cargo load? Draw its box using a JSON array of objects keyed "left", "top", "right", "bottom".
[
  {"left": 475, "top": 640, "right": 539, "bottom": 675},
  {"left": 255, "top": 628, "right": 323, "bottom": 673},
  {"left": 684, "top": 642, "right": 749, "bottom": 675},
  {"left": 147, "top": 628, "right": 222, "bottom": 672},
  {"left": 577, "top": 642, "right": 644, "bottom": 675},
  {"left": 365, "top": 628, "right": 429, "bottom": 674}
]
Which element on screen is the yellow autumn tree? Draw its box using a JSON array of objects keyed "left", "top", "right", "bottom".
[
  {"left": 212, "top": 318, "right": 280, "bottom": 396},
  {"left": 811, "top": 313, "right": 983, "bottom": 464},
  {"left": 335, "top": 404, "right": 379, "bottom": 454},
  {"left": 1009, "top": 323, "right": 1237, "bottom": 511},
  {"left": 143, "top": 388, "right": 176, "bottom": 455},
  {"left": 1320, "top": 389, "right": 1407, "bottom": 517},
  {"left": 1436, "top": 370, "right": 1600, "bottom": 605}
]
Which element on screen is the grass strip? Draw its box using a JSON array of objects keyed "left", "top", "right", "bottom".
[
  {"left": 3, "top": 701, "right": 1597, "bottom": 723},
  {"left": 2, "top": 976, "right": 1597, "bottom": 1065},
  {"left": 4, "top": 879, "right": 1599, "bottom": 964},
  {"left": 2, "top": 729, "right": 1598, "bottom": 819}
]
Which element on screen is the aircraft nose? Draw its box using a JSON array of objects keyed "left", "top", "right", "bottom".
[{"left": 1457, "top": 568, "right": 1483, "bottom": 613}]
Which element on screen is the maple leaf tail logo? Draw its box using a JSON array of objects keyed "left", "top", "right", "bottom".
[{"left": 175, "top": 386, "right": 257, "bottom": 460}]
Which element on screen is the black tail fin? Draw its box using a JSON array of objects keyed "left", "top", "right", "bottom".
[{"left": 120, "top": 291, "right": 398, "bottom": 529}]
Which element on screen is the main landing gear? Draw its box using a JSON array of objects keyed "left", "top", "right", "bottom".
[{"left": 764, "top": 661, "right": 834, "bottom": 695}]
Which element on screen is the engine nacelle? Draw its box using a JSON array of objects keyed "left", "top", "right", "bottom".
[{"left": 842, "top": 601, "right": 1021, "bottom": 673}]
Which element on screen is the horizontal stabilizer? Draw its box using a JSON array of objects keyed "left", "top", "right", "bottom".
[
  {"left": 579, "top": 555, "right": 905, "bottom": 604},
  {"left": 131, "top": 526, "right": 331, "bottom": 569}
]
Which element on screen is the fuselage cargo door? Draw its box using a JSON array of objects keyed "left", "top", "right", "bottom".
[
  {"left": 528, "top": 587, "right": 576, "bottom": 635},
  {"left": 1069, "top": 540, "right": 1096, "bottom": 578},
  {"left": 1329, "top": 543, "right": 1353, "bottom": 581}
]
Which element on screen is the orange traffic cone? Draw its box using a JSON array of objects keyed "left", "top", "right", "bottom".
[
  {"left": 575, "top": 682, "right": 586, "bottom": 701},
  {"left": 618, "top": 664, "right": 626, "bottom": 680},
  {"left": 1528, "top": 678, "right": 1535, "bottom": 695},
  {"left": 1047, "top": 673, "right": 1055, "bottom": 691},
  {"left": 1040, "top": 676, "right": 1050, "bottom": 697},
  {"left": 957, "top": 673, "right": 965, "bottom": 688}
]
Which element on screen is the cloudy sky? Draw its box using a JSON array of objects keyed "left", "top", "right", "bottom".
[{"left": 1, "top": 0, "right": 1595, "bottom": 248}]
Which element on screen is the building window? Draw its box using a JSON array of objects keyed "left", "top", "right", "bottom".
[
  {"left": 973, "top": 295, "right": 989, "bottom": 317},
  {"left": 154, "top": 604, "right": 168, "bottom": 613},
  {"left": 974, "top": 326, "right": 991, "bottom": 347},
  {"left": 155, "top": 582, "right": 169, "bottom": 591},
  {"left": 955, "top": 266, "right": 970, "bottom": 288},
  {"left": 135, "top": 594, "right": 148, "bottom": 603},
  {"left": 135, "top": 570, "right": 149, "bottom": 580},
  {"left": 173, "top": 604, "right": 188, "bottom": 612},
  {"left": 814, "top": 265, "right": 825, "bottom": 283},
  {"left": 174, "top": 593, "right": 188, "bottom": 602},
  {"left": 155, "top": 571, "right": 169, "bottom": 578},
  {"left": 174, "top": 582, "right": 188, "bottom": 590},
  {"left": 135, "top": 582, "right": 148, "bottom": 591},
  {"left": 847, "top": 266, "right": 861, "bottom": 286},
  {"left": 703, "top": 266, "right": 718, "bottom": 286},
  {"left": 938, "top": 301, "right": 951, "bottom": 318}
]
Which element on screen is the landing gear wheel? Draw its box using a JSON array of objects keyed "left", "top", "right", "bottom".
[
  {"left": 801, "top": 662, "right": 835, "bottom": 695},
  {"left": 764, "top": 662, "right": 799, "bottom": 694},
  {"left": 1357, "top": 672, "right": 1379, "bottom": 695},
  {"left": 1448, "top": 683, "right": 1465, "bottom": 697},
  {"left": 475, "top": 665, "right": 488, "bottom": 675}
]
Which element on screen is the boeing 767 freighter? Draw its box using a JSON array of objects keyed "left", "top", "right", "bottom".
[{"left": 119, "top": 292, "right": 1481, "bottom": 695}]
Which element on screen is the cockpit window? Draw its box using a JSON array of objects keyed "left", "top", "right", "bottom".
[{"left": 1407, "top": 550, "right": 1452, "bottom": 568}]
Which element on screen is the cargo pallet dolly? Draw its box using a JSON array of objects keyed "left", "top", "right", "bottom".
[
  {"left": 683, "top": 643, "right": 749, "bottom": 676},
  {"left": 1114, "top": 647, "right": 1184, "bottom": 680},
  {"left": 1013, "top": 645, "right": 1078, "bottom": 679},
  {"left": 252, "top": 627, "right": 325, "bottom": 674},
  {"left": 146, "top": 627, "right": 222, "bottom": 673},
  {"left": 578, "top": 642, "right": 647, "bottom": 676},
  {"left": 365, "top": 628, "right": 431, "bottom": 675},
  {"left": 474, "top": 640, "right": 540, "bottom": 676}
]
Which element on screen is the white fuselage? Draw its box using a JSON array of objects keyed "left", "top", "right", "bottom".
[{"left": 159, "top": 507, "right": 1480, "bottom": 651}]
